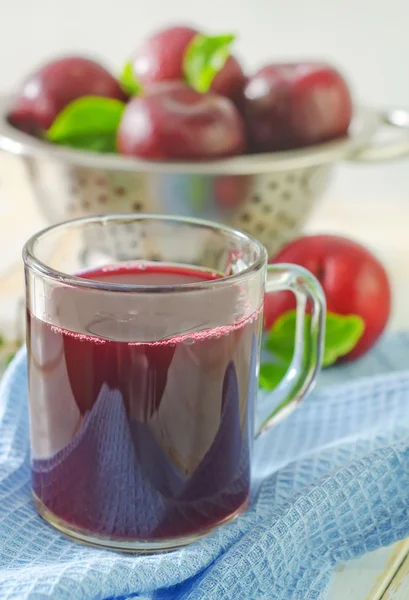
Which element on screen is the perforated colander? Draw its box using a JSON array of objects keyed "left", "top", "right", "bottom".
[{"left": 1, "top": 98, "right": 409, "bottom": 258}]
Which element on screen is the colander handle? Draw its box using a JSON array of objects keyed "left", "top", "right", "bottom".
[
  {"left": 350, "top": 108, "right": 409, "bottom": 162},
  {"left": 257, "top": 264, "right": 326, "bottom": 436}
]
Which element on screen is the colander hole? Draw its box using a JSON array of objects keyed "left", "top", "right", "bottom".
[
  {"left": 149, "top": 253, "right": 161, "bottom": 262},
  {"left": 239, "top": 212, "right": 251, "bottom": 223},
  {"left": 251, "top": 194, "right": 261, "bottom": 203},
  {"left": 125, "top": 224, "right": 139, "bottom": 242},
  {"left": 82, "top": 200, "right": 90, "bottom": 210},
  {"left": 282, "top": 191, "right": 292, "bottom": 201},
  {"left": 255, "top": 223, "right": 265, "bottom": 234},
  {"left": 262, "top": 204, "right": 272, "bottom": 214},
  {"left": 269, "top": 181, "right": 278, "bottom": 190},
  {"left": 132, "top": 202, "right": 142, "bottom": 211},
  {"left": 95, "top": 176, "right": 107, "bottom": 186},
  {"left": 286, "top": 174, "right": 296, "bottom": 184},
  {"left": 98, "top": 194, "right": 108, "bottom": 204},
  {"left": 277, "top": 212, "right": 296, "bottom": 228},
  {"left": 115, "top": 186, "right": 127, "bottom": 197},
  {"left": 301, "top": 174, "right": 309, "bottom": 188}
]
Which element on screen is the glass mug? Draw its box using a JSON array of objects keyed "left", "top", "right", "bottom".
[{"left": 24, "top": 214, "right": 325, "bottom": 552}]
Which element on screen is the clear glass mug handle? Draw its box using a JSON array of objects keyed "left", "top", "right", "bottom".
[{"left": 257, "top": 263, "right": 326, "bottom": 436}]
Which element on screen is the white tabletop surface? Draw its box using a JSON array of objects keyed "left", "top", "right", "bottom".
[{"left": 1, "top": 154, "right": 409, "bottom": 598}]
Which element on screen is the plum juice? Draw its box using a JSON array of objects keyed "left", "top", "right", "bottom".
[{"left": 27, "top": 263, "right": 261, "bottom": 540}]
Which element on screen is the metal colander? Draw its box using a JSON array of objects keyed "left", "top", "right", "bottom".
[{"left": 1, "top": 97, "right": 409, "bottom": 258}]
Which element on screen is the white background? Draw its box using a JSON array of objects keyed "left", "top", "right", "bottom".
[{"left": 1, "top": 0, "right": 407, "bottom": 106}]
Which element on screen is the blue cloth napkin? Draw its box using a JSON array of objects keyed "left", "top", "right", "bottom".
[{"left": 1, "top": 333, "right": 409, "bottom": 600}]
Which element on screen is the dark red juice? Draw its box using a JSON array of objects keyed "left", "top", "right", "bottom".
[{"left": 27, "top": 263, "right": 261, "bottom": 540}]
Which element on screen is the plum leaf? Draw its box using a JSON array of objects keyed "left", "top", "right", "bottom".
[
  {"left": 46, "top": 96, "right": 126, "bottom": 152},
  {"left": 119, "top": 61, "right": 143, "bottom": 96},
  {"left": 183, "top": 33, "right": 235, "bottom": 93},
  {"left": 259, "top": 362, "right": 288, "bottom": 391},
  {"left": 259, "top": 311, "right": 365, "bottom": 390}
]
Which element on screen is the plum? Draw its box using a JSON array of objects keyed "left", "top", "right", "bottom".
[
  {"left": 211, "top": 56, "right": 246, "bottom": 104},
  {"left": 9, "top": 56, "right": 127, "bottom": 135},
  {"left": 132, "top": 26, "right": 197, "bottom": 86},
  {"left": 265, "top": 235, "right": 391, "bottom": 360},
  {"left": 244, "top": 63, "right": 353, "bottom": 152},
  {"left": 131, "top": 25, "right": 246, "bottom": 100},
  {"left": 243, "top": 66, "right": 290, "bottom": 152},
  {"left": 117, "top": 81, "right": 245, "bottom": 160}
]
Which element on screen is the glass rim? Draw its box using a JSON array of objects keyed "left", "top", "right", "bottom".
[{"left": 23, "top": 214, "right": 267, "bottom": 294}]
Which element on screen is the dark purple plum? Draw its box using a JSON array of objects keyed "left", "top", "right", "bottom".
[
  {"left": 117, "top": 81, "right": 246, "bottom": 160},
  {"left": 9, "top": 56, "right": 127, "bottom": 135},
  {"left": 244, "top": 63, "right": 353, "bottom": 152},
  {"left": 131, "top": 25, "right": 246, "bottom": 101},
  {"left": 132, "top": 26, "right": 198, "bottom": 86}
]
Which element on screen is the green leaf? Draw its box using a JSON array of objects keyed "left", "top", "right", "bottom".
[
  {"left": 259, "top": 311, "right": 365, "bottom": 390},
  {"left": 46, "top": 96, "right": 126, "bottom": 152},
  {"left": 50, "top": 132, "right": 119, "bottom": 153},
  {"left": 0, "top": 334, "right": 4, "bottom": 347},
  {"left": 323, "top": 312, "right": 365, "bottom": 366},
  {"left": 183, "top": 33, "right": 235, "bottom": 93},
  {"left": 119, "top": 61, "right": 143, "bottom": 96},
  {"left": 265, "top": 311, "right": 298, "bottom": 364},
  {"left": 259, "top": 362, "right": 288, "bottom": 391},
  {"left": 266, "top": 310, "right": 365, "bottom": 368}
]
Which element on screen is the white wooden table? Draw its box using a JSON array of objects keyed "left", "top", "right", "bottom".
[{"left": 1, "top": 156, "right": 409, "bottom": 598}]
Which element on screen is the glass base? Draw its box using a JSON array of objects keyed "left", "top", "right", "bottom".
[{"left": 33, "top": 492, "right": 249, "bottom": 553}]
